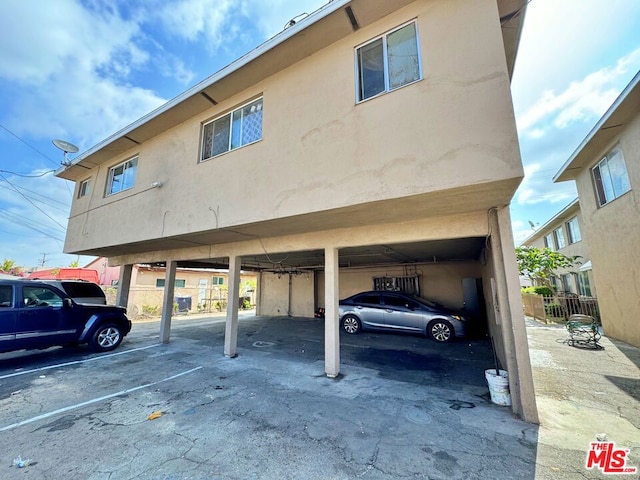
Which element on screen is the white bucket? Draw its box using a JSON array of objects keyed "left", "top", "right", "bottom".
[{"left": 485, "top": 369, "right": 511, "bottom": 406}]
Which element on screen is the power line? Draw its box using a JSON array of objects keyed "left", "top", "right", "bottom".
[
  {"left": 0, "top": 169, "right": 54, "bottom": 178},
  {"left": 0, "top": 123, "right": 59, "bottom": 167},
  {"left": 0, "top": 182, "right": 71, "bottom": 209}
]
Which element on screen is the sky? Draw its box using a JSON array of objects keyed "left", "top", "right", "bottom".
[{"left": 0, "top": 0, "right": 639, "bottom": 270}]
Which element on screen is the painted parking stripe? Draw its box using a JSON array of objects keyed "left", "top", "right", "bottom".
[
  {"left": 0, "top": 366, "right": 203, "bottom": 432},
  {"left": 0, "top": 343, "right": 163, "bottom": 380}
]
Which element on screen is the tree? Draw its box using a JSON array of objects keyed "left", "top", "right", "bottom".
[
  {"left": 515, "top": 246, "right": 581, "bottom": 293},
  {"left": 1, "top": 258, "right": 16, "bottom": 272},
  {"left": 69, "top": 259, "right": 80, "bottom": 268}
]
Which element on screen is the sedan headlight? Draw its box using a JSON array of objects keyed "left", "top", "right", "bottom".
[{"left": 451, "top": 315, "right": 466, "bottom": 322}]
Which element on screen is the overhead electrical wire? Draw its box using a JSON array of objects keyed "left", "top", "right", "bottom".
[{"left": 0, "top": 123, "right": 59, "bottom": 167}]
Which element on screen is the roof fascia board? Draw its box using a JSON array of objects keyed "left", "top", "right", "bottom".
[{"left": 519, "top": 198, "right": 579, "bottom": 246}]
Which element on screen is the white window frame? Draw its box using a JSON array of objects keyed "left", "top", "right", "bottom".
[
  {"left": 78, "top": 179, "right": 91, "bottom": 198},
  {"left": 553, "top": 226, "right": 566, "bottom": 249},
  {"left": 354, "top": 20, "right": 423, "bottom": 103},
  {"left": 200, "top": 97, "right": 263, "bottom": 162},
  {"left": 566, "top": 217, "right": 581, "bottom": 244},
  {"left": 106, "top": 156, "right": 138, "bottom": 196},
  {"left": 544, "top": 233, "right": 555, "bottom": 250},
  {"left": 592, "top": 145, "right": 631, "bottom": 207},
  {"left": 212, "top": 276, "right": 224, "bottom": 286}
]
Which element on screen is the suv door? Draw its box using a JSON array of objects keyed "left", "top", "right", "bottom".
[
  {"left": 382, "top": 294, "right": 424, "bottom": 332},
  {"left": 0, "top": 284, "right": 17, "bottom": 351},
  {"left": 15, "top": 285, "right": 77, "bottom": 350}
]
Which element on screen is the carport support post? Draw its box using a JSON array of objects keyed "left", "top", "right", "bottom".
[
  {"left": 160, "top": 260, "right": 177, "bottom": 344},
  {"left": 116, "top": 264, "right": 133, "bottom": 309},
  {"left": 224, "top": 255, "right": 242, "bottom": 358},
  {"left": 489, "top": 207, "right": 539, "bottom": 423},
  {"left": 324, "top": 247, "right": 340, "bottom": 378}
]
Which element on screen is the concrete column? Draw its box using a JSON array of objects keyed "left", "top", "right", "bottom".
[
  {"left": 489, "top": 207, "right": 539, "bottom": 423},
  {"left": 160, "top": 260, "right": 177, "bottom": 344},
  {"left": 224, "top": 255, "right": 242, "bottom": 358},
  {"left": 116, "top": 264, "right": 133, "bottom": 309},
  {"left": 255, "top": 271, "right": 263, "bottom": 316},
  {"left": 324, "top": 247, "right": 340, "bottom": 378}
]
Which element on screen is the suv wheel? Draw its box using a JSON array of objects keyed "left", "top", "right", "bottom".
[{"left": 91, "top": 323, "right": 123, "bottom": 352}]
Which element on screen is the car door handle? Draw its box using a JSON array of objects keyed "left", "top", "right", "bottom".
[{"left": 385, "top": 309, "right": 394, "bottom": 313}]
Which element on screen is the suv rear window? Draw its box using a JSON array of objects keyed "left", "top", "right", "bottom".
[{"left": 60, "top": 282, "right": 104, "bottom": 299}]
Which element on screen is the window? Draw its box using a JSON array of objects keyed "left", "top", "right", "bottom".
[
  {"left": 353, "top": 294, "right": 381, "bottom": 306},
  {"left": 553, "top": 227, "right": 566, "bottom": 249},
  {"left": 577, "top": 272, "right": 592, "bottom": 296},
  {"left": 566, "top": 217, "right": 581, "bottom": 244},
  {"left": 156, "top": 279, "right": 186, "bottom": 288},
  {"left": 356, "top": 21, "right": 421, "bottom": 102},
  {"left": 78, "top": 179, "right": 91, "bottom": 198},
  {"left": 544, "top": 233, "right": 555, "bottom": 250},
  {"left": 0, "top": 285, "right": 12, "bottom": 307},
  {"left": 201, "top": 98, "right": 263, "bottom": 161},
  {"left": 592, "top": 146, "right": 631, "bottom": 206},
  {"left": 23, "top": 286, "right": 63, "bottom": 308},
  {"left": 107, "top": 157, "right": 138, "bottom": 196},
  {"left": 212, "top": 276, "right": 224, "bottom": 285},
  {"left": 561, "top": 274, "right": 574, "bottom": 294}
]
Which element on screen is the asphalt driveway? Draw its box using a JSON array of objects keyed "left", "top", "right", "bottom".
[{"left": 0, "top": 315, "right": 537, "bottom": 479}]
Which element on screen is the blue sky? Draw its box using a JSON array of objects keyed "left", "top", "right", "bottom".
[{"left": 0, "top": 0, "right": 639, "bottom": 269}]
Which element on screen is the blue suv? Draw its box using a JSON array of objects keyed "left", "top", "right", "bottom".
[{"left": 0, "top": 279, "right": 131, "bottom": 354}]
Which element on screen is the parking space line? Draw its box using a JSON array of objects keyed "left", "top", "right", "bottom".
[
  {"left": 0, "top": 344, "right": 163, "bottom": 380},
  {"left": 0, "top": 366, "right": 203, "bottom": 432}
]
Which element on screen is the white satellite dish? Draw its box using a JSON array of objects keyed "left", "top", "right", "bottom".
[
  {"left": 52, "top": 139, "right": 79, "bottom": 154},
  {"left": 52, "top": 139, "right": 79, "bottom": 166}
]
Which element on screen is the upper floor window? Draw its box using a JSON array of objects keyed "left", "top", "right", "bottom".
[
  {"left": 107, "top": 157, "right": 138, "bottom": 196},
  {"left": 212, "top": 276, "right": 225, "bottom": 285},
  {"left": 553, "top": 226, "right": 566, "bottom": 249},
  {"left": 566, "top": 217, "right": 581, "bottom": 244},
  {"left": 156, "top": 279, "right": 186, "bottom": 288},
  {"left": 544, "top": 233, "right": 555, "bottom": 250},
  {"left": 592, "top": 146, "right": 630, "bottom": 207},
  {"left": 78, "top": 179, "right": 90, "bottom": 198},
  {"left": 356, "top": 21, "right": 421, "bottom": 102},
  {"left": 201, "top": 98, "right": 263, "bottom": 161}
]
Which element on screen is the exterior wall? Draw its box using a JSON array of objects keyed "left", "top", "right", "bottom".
[
  {"left": 572, "top": 114, "right": 640, "bottom": 347},
  {"left": 65, "top": 0, "right": 521, "bottom": 254},
  {"left": 259, "top": 272, "right": 315, "bottom": 317}
]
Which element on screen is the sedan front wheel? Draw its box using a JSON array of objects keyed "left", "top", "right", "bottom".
[
  {"left": 341, "top": 315, "right": 362, "bottom": 334},
  {"left": 428, "top": 319, "right": 454, "bottom": 343}
]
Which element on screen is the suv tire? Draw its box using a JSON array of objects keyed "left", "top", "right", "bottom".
[{"left": 91, "top": 323, "right": 123, "bottom": 352}]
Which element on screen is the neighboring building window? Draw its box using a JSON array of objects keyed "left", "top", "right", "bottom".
[
  {"left": 577, "top": 272, "right": 592, "bottom": 296},
  {"left": 592, "top": 146, "right": 631, "bottom": 206},
  {"left": 201, "top": 98, "right": 263, "bottom": 161},
  {"left": 156, "top": 279, "right": 186, "bottom": 288},
  {"left": 561, "top": 273, "right": 574, "bottom": 293},
  {"left": 78, "top": 179, "right": 91, "bottom": 198},
  {"left": 544, "top": 233, "right": 555, "bottom": 250},
  {"left": 356, "top": 21, "right": 421, "bottom": 102},
  {"left": 566, "top": 217, "right": 581, "bottom": 244},
  {"left": 212, "top": 276, "right": 224, "bottom": 285},
  {"left": 107, "top": 157, "right": 138, "bottom": 196},
  {"left": 553, "top": 227, "right": 566, "bottom": 249}
]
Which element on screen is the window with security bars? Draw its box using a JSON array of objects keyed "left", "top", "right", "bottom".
[
  {"left": 201, "top": 98, "right": 263, "bottom": 161},
  {"left": 372, "top": 275, "right": 420, "bottom": 296}
]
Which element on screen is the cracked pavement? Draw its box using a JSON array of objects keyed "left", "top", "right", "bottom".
[{"left": 0, "top": 314, "right": 637, "bottom": 478}]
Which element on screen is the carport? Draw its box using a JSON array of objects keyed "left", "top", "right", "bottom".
[{"left": 112, "top": 208, "right": 536, "bottom": 422}]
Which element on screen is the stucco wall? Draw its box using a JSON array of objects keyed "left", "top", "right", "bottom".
[
  {"left": 572, "top": 114, "right": 640, "bottom": 347},
  {"left": 259, "top": 272, "right": 315, "bottom": 317},
  {"left": 65, "top": 0, "right": 521, "bottom": 254}
]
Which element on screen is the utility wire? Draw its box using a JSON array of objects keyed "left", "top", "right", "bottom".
[
  {"left": 0, "top": 182, "right": 71, "bottom": 209},
  {"left": 0, "top": 169, "right": 55, "bottom": 178},
  {"left": 0, "top": 123, "right": 59, "bottom": 167}
]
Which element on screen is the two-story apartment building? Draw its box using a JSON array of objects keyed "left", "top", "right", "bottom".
[
  {"left": 554, "top": 71, "right": 640, "bottom": 348},
  {"left": 520, "top": 199, "right": 594, "bottom": 296},
  {"left": 56, "top": 0, "right": 536, "bottom": 421}
]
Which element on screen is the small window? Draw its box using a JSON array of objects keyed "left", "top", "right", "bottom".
[
  {"left": 578, "top": 272, "right": 592, "bottom": 296},
  {"left": 0, "top": 285, "right": 12, "bottom": 307},
  {"left": 156, "top": 279, "right": 186, "bottom": 288},
  {"left": 78, "top": 179, "right": 91, "bottom": 198},
  {"left": 107, "top": 157, "right": 138, "bottom": 196},
  {"left": 354, "top": 294, "right": 381, "bottom": 306},
  {"left": 544, "top": 233, "right": 555, "bottom": 250},
  {"left": 561, "top": 274, "right": 574, "bottom": 293},
  {"left": 201, "top": 98, "right": 263, "bottom": 161},
  {"left": 356, "top": 21, "right": 421, "bottom": 102},
  {"left": 212, "top": 276, "right": 224, "bottom": 286},
  {"left": 592, "top": 146, "right": 630, "bottom": 206},
  {"left": 567, "top": 217, "right": 581, "bottom": 244},
  {"left": 553, "top": 227, "right": 566, "bottom": 249}
]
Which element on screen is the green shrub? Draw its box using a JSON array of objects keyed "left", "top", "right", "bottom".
[
  {"left": 545, "top": 302, "right": 563, "bottom": 317},
  {"left": 521, "top": 286, "right": 553, "bottom": 296},
  {"left": 142, "top": 304, "right": 160, "bottom": 316}
]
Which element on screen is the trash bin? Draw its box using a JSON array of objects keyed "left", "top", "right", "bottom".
[{"left": 174, "top": 295, "right": 192, "bottom": 313}]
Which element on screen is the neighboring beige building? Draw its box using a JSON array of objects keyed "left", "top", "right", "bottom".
[
  {"left": 555, "top": 71, "right": 640, "bottom": 348},
  {"left": 56, "top": 0, "right": 536, "bottom": 421},
  {"left": 520, "top": 199, "right": 594, "bottom": 296}
]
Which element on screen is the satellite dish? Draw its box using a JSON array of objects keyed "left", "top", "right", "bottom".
[{"left": 52, "top": 139, "right": 79, "bottom": 154}]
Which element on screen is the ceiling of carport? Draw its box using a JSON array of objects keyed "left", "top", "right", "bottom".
[{"left": 171, "top": 237, "right": 486, "bottom": 272}]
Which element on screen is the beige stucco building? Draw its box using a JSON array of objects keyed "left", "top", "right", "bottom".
[
  {"left": 555, "top": 71, "right": 640, "bottom": 348},
  {"left": 56, "top": 0, "right": 537, "bottom": 421},
  {"left": 520, "top": 199, "right": 595, "bottom": 296}
]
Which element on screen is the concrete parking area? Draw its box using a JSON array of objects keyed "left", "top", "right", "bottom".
[{"left": 0, "top": 315, "right": 537, "bottom": 479}]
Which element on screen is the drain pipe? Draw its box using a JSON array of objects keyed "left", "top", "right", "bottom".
[{"left": 288, "top": 273, "right": 293, "bottom": 316}]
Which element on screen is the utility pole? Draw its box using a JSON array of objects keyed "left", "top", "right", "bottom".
[{"left": 39, "top": 253, "right": 48, "bottom": 268}]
